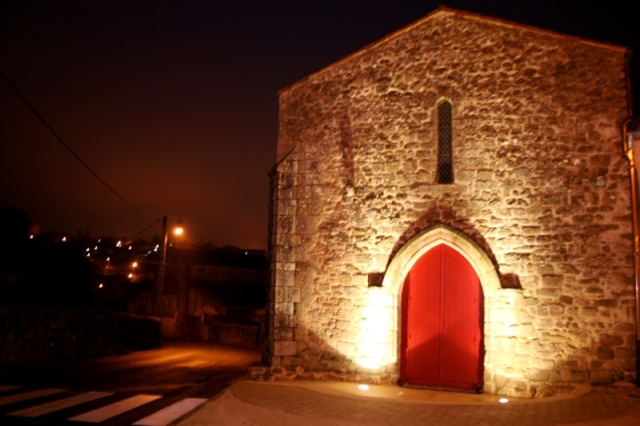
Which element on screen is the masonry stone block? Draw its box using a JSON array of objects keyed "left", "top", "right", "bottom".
[{"left": 599, "top": 334, "right": 624, "bottom": 347}]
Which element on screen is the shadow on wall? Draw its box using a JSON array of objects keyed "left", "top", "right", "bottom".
[{"left": 257, "top": 324, "right": 399, "bottom": 383}]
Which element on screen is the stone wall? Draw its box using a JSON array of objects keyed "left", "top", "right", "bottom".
[
  {"left": 204, "top": 314, "right": 264, "bottom": 348},
  {"left": 0, "top": 305, "right": 162, "bottom": 366},
  {"left": 267, "top": 9, "right": 635, "bottom": 397}
]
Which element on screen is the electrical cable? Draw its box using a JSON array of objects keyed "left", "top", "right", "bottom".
[{"left": 0, "top": 69, "right": 154, "bottom": 220}]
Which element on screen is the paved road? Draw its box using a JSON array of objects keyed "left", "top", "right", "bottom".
[{"left": 0, "top": 339, "right": 261, "bottom": 425}]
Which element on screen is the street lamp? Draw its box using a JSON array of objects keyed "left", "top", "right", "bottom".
[{"left": 155, "top": 216, "right": 184, "bottom": 317}]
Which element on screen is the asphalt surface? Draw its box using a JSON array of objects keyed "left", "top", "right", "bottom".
[{"left": 0, "top": 339, "right": 261, "bottom": 425}]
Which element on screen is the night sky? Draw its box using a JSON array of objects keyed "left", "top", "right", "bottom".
[{"left": 1, "top": 1, "right": 638, "bottom": 249}]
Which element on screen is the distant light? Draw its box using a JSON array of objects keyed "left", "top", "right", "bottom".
[
  {"left": 132, "top": 262, "right": 138, "bottom": 268},
  {"left": 116, "top": 241, "right": 122, "bottom": 247},
  {"left": 106, "top": 257, "right": 110, "bottom": 262},
  {"left": 98, "top": 239, "right": 101, "bottom": 243},
  {"left": 244, "top": 251, "right": 248, "bottom": 255},
  {"left": 174, "top": 226, "right": 184, "bottom": 236},
  {"left": 62, "top": 236, "right": 67, "bottom": 242},
  {"left": 128, "top": 273, "right": 133, "bottom": 279},
  {"left": 128, "top": 245, "right": 132, "bottom": 250},
  {"left": 86, "top": 253, "right": 90, "bottom": 257},
  {"left": 85, "top": 248, "right": 90, "bottom": 252},
  {"left": 29, "top": 235, "right": 34, "bottom": 239},
  {"left": 94, "top": 246, "right": 98, "bottom": 250},
  {"left": 499, "top": 398, "right": 509, "bottom": 404},
  {"left": 98, "top": 283, "right": 104, "bottom": 289},
  {"left": 357, "top": 384, "right": 369, "bottom": 391}
]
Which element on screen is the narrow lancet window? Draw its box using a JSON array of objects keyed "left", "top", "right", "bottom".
[{"left": 437, "top": 100, "right": 454, "bottom": 184}]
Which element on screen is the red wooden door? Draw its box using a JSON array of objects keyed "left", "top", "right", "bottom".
[{"left": 400, "top": 244, "right": 484, "bottom": 390}]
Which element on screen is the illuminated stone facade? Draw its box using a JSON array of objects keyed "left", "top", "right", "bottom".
[{"left": 265, "top": 8, "right": 635, "bottom": 397}]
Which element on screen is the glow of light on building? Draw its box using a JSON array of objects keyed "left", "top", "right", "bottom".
[{"left": 354, "top": 288, "right": 396, "bottom": 369}]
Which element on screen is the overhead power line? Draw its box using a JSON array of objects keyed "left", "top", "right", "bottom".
[{"left": 0, "top": 69, "right": 153, "bottom": 220}]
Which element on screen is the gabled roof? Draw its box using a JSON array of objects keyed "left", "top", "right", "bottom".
[{"left": 279, "top": 6, "right": 629, "bottom": 95}]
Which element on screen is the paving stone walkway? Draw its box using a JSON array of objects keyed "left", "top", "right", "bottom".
[{"left": 179, "top": 381, "right": 640, "bottom": 426}]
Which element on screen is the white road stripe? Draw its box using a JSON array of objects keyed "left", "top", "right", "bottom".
[
  {"left": 8, "top": 391, "right": 113, "bottom": 417},
  {"left": 0, "top": 388, "right": 67, "bottom": 407},
  {"left": 68, "top": 394, "right": 161, "bottom": 423},
  {"left": 0, "top": 386, "right": 20, "bottom": 393},
  {"left": 133, "top": 398, "right": 207, "bottom": 426}
]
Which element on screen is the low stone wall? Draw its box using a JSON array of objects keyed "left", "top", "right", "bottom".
[
  {"left": 0, "top": 305, "right": 162, "bottom": 366},
  {"left": 204, "top": 314, "right": 264, "bottom": 348}
]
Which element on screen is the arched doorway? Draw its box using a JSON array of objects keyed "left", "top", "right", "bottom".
[{"left": 399, "top": 243, "right": 484, "bottom": 391}]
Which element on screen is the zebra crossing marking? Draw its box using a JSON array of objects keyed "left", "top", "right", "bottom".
[
  {"left": 68, "top": 394, "right": 161, "bottom": 423},
  {"left": 132, "top": 397, "right": 207, "bottom": 426},
  {"left": 1, "top": 385, "right": 208, "bottom": 425},
  {"left": 0, "top": 388, "right": 67, "bottom": 407},
  {"left": 8, "top": 391, "right": 113, "bottom": 417}
]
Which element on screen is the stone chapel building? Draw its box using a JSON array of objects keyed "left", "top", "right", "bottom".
[{"left": 262, "top": 7, "right": 637, "bottom": 397}]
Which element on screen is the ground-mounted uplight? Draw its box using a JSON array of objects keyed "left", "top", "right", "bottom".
[
  {"left": 499, "top": 398, "right": 509, "bottom": 404},
  {"left": 357, "top": 384, "right": 370, "bottom": 391}
]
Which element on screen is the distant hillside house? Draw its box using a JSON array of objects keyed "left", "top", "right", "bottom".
[{"left": 263, "top": 7, "right": 636, "bottom": 397}]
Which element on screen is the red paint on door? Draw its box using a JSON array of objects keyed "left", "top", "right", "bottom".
[{"left": 400, "top": 244, "right": 484, "bottom": 390}]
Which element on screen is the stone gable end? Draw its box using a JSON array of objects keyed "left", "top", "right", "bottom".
[{"left": 265, "top": 8, "right": 635, "bottom": 398}]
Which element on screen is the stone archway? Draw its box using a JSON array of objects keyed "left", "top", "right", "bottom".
[{"left": 382, "top": 225, "right": 502, "bottom": 387}]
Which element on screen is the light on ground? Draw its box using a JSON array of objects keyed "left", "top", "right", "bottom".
[
  {"left": 499, "top": 398, "right": 509, "bottom": 404},
  {"left": 358, "top": 384, "right": 369, "bottom": 391}
]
